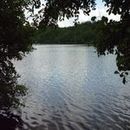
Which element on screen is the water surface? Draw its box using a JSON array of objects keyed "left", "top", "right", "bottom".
[{"left": 14, "top": 45, "right": 130, "bottom": 130}]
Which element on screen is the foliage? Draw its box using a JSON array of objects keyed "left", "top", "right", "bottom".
[
  {"left": 94, "top": 0, "right": 130, "bottom": 83},
  {"left": 0, "top": 1, "right": 29, "bottom": 126},
  {"left": 103, "top": 0, "right": 130, "bottom": 19},
  {"left": 0, "top": 57, "right": 27, "bottom": 110},
  {"left": 0, "top": 54, "right": 27, "bottom": 129},
  {"left": 37, "top": 0, "right": 96, "bottom": 27},
  {"left": 35, "top": 21, "right": 96, "bottom": 44}
]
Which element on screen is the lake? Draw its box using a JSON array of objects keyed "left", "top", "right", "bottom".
[{"left": 14, "top": 45, "right": 130, "bottom": 130}]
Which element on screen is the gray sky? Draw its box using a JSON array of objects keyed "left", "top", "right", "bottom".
[
  {"left": 58, "top": 0, "right": 120, "bottom": 27},
  {"left": 26, "top": 0, "right": 120, "bottom": 27}
]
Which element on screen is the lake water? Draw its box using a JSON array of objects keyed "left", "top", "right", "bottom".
[{"left": 14, "top": 45, "right": 130, "bottom": 130}]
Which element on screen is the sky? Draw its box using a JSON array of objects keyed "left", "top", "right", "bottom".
[
  {"left": 26, "top": 0, "right": 120, "bottom": 27},
  {"left": 58, "top": 0, "right": 120, "bottom": 27}
]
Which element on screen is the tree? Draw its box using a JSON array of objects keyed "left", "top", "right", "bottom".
[
  {"left": 91, "top": 16, "right": 97, "bottom": 22},
  {"left": 94, "top": 0, "right": 130, "bottom": 83},
  {"left": 103, "top": 0, "right": 130, "bottom": 20},
  {"left": 38, "top": 0, "right": 96, "bottom": 27},
  {"left": 0, "top": 0, "right": 31, "bottom": 122},
  {"left": 0, "top": 0, "right": 35, "bottom": 60}
]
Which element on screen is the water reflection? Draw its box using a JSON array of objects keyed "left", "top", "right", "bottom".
[
  {"left": 0, "top": 56, "right": 27, "bottom": 130},
  {"left": 14, "top": 45, "right": 130, "bottom": 130}
]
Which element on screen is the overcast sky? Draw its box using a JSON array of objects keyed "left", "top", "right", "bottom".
[
  {"left": 58, "top": 0, "right": 120, "bottom": 27},
  {"left": 26, "top": 0, "right": 120, "bottom": 27}
]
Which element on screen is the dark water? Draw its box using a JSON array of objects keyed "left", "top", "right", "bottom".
[{"left": 14, "top": 45, "right": 130, "bottom": 130}]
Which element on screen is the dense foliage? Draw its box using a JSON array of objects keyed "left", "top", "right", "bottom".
[
  {"left": 37, "top": 0, "right": 96, "bottom": 27},
  {"left": 0, "top": 0, "right": 34, "bottom": 59},
  {"left": 0, "top": 1, "right": 31, "bottom": 125},
  {"left": 96, "top": 0, "right": 130, "bottom": 83},
  {"left": 35, "top": 21, "right": 96, "bottom": 44}
]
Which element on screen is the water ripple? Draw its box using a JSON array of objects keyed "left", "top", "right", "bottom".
[{"left": 14, "top": 45, "right": 130, "bottom": 130}]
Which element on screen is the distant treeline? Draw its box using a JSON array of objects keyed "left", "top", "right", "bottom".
[{"left": 34, "top": 16, "right": 108, "bottom": 45}]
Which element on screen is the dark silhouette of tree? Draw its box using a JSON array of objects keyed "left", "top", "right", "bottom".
[
  {"left": 38, "top": 0, "right": 96, "bottom": 27},
  {"left": 93, "top": 0, "right": 130, "bottom": 83},
  {"left": 0, "top": 1, "right": 30, "bottom": 129},
  {"left": 0, "top": 54, "right": 27, "bottom": 130},
  {"left": 91, "top": 16, "right": 97, "bottom": 22}
]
